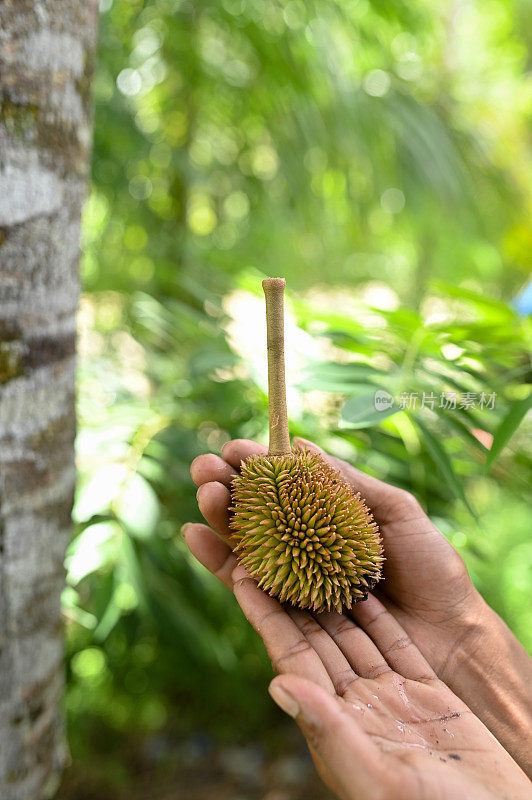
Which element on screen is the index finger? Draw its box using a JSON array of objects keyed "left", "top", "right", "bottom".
[
  {"left": 232, "top": 565, "right": 335, "bottom": 694},
  {"left": 221, "top": 439, "right": 268, "bottom": 469}
]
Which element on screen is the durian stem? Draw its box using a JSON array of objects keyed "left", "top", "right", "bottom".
[{"left": 263, "top": 277, "right": 291, "bottom": 456}]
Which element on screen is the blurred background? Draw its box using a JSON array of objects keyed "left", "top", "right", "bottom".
[{"left": 58, "top": 0, "right": 532, "bottom": 797}]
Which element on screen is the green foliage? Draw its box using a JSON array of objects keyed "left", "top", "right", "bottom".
[
  {"left": 66, "top": 0, "right": 532, "bottom": 787},
  {"left": 486, "top": 393, "right": 532, "bottom": 471},
  {"left": 298, "top": 283, "right": 531, "bottom": 513}
]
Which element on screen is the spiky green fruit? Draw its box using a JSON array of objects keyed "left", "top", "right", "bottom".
[{"left": 230, "top": 448, "right": 383, "bottom": 614}]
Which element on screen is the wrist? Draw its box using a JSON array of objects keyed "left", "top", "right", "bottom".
[
  {"left": 438, "top": 587, "right": 514, "bottom": 691},
  {"left": 439, "top": 590, "right": 532, "bottom": 777},
  {"left": 427, "top": 586, "right": 488, "bottom": 676}
]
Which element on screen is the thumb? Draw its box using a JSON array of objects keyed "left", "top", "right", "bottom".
[{"left": 269, "top": 675, "right": 382, "bottom": 800}]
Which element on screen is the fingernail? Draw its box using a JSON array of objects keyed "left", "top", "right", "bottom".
[
  {"left": 220, "top": 441, "right": 231, "bottom": 459},
  {"left": 269, "top": 683, "right": 300, "bottom": 719},
  {"left": 196, "top": 480, "right": 209, "bottom": 498},
  {"left": 180, "top": 523, "right": 191, "bottom": 537}
]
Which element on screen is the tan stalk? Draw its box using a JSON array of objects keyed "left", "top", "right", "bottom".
[{"left": 262, "top": 277, "right": 292, "bottom": 456}]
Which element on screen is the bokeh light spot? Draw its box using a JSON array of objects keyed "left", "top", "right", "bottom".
[
  {"left": 72, "top": 647, "right": 106, "bottom": 680},
  {"left": 224, "top": 191, "right": 250, "bottom": 220},
  {"left": 381, "top": 188, "right": 405, "bottom": 214},
  {"left": 251, "top": 145, "right": 279, "bottom": 180},
  {"left": 117, "top": 68, "right": 142, "bottom": 96},
  {"left": 188, "top": 204, "right": 217, "bottom": 236},
  {"left": 124, "top": 225, "right": 148, "bottom": 250},
  {"left": 363, "top": 69, "right": 391, "bottom": 97}
]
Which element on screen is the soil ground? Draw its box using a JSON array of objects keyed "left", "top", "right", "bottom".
[{"left": 57, "top": 731, "right": 335, "bottom": 800}]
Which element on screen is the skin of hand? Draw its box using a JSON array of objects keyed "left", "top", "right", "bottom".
[
  {"left": 181, "top": 524, "right": 531, "bottom": 800},
  {"left": 188, "top": 437, "right": 532, "bottom": 778}
]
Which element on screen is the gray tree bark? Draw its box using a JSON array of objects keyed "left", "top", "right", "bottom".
[{"left": 0, "top": 2, "right": 98, "bottom": 797}]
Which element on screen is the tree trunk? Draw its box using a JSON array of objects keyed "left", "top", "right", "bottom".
[{"left": 0, "top": 2, "right": 98, "bottom": 797}]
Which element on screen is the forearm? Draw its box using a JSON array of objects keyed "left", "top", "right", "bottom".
[{"left": 440, "top": 592, "right": 532, "bottom": 777}]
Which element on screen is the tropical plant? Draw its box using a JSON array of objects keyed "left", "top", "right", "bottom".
[
  {"left": 297, "top": 282, "right": 532, "bottom": 515},
  {"left": 63, "top": 0, "right": 532, "bottom": 792}
]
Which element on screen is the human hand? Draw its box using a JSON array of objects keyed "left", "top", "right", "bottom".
[
  {"left": 189, "top": 438, "right": 532, "bottom": 775},
  {"left": 182, "top": 519, "right": 531, "bottom": 800}
]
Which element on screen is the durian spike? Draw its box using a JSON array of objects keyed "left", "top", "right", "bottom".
[{"left": 262, "top": 277, "right": 291, "bottom": 456}]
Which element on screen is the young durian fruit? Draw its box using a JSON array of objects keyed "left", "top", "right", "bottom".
[{"left": 230, "top": 278, "right": 383, "bottom": 614}]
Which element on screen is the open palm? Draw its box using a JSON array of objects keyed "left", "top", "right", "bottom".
[
  {"left": 183, "top": 516, "right": 530, "bottom": 800},
  {"left": 190, "top": 438, "right": 531, "bottom": 768},
  {"left": 187, "top": 437, "right": 532, "bottom": 792}
]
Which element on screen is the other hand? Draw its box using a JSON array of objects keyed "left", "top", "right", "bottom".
[
  {"left": 183, "top": 520, "right": 530, "bottom": 800},
  {"left": 188, "top": 437, "right": 532, "bottom": 775}
]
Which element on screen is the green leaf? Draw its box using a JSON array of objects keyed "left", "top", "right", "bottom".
[
  {"left": 444, "top": 411, "right": 489, "bottom": 453},
  {"left": 415, "top": 417, "right": 476, "bottom": 517},
  {"left": 486, "top": 394, "right": 532, "bottom": 471},
  {"left": 431, "top": 281, "right": 516, "bottom": 318},
  {"left": 340, "top": 389, "right": 398, "bottom": 429},
  {"left": 65, "top": 520, "right": 122, "bottom": 584},
  {"left": 300, "top": 361, "right": 387, "bottom": 392},
  {"left": 114, "top": 472, "right": 160, "bottom": 538}
]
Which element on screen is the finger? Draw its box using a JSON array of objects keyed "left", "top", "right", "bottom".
[
  {"left": 349, "top": 594, "right": 436, "bottom": 682},
  {"left": 182, "top": 523, "right": 236, "bottom": 589},
  {"left": 269, "top": 675, "right": 382, "bottom": 799},
  {"left": 293, "top": 437, "right": 416, "bottom": 523},
  {"left": 288, "top": 608, "right": 359, "bottom": 696},
  {"left": 232, "top": 565, "right": 335, "bottom": 693},
  {"left": 196, "top": 481, "right": 233, "bottom": 543},
  {"left": 221, "top": 439, "right": 268, "bottom": 469},
  {"left": 190, "top": 453, "right": 237, "bottom": 488},
  {"left": 316, "top": 611, "right": 392, "bottom": 680}
]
